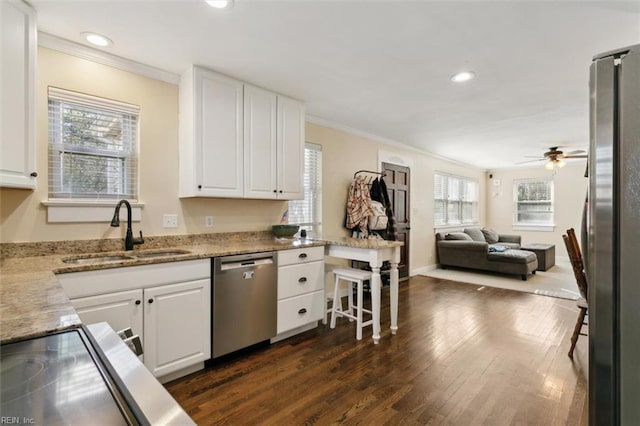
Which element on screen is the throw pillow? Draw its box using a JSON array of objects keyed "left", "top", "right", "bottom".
[
  {"left": 444, "top": 232, "right": 472, "bottom": 241},
  {"left": 489, "top": 245, "right": 509, "bottom": 253},
  {"left": 481, "top": 227, "right": 500, "bottom": 244},
  {"left": 464, "top": 228, "right": 485, "bottom": 242}
]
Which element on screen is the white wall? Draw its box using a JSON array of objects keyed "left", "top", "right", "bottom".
[{"left": 485, "top": 163, "right": 587, "bottom": 253}]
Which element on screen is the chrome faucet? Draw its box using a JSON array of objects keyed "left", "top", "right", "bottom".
[{"left": 111, "top": 200, "right": 144, "bottom": 251}]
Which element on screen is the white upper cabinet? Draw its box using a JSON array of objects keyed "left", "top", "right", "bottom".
[
  {"left": 179, "top": 66, "right": 244, "bottom": 198},
  {"left": 0, "top": 0, "right": 37, "bottom": 189},
  {"left": 180, "top": 66, "right": 305, "bottom": 199},
  {"left": 277, "top": 95, "right": 305, "bottom": 200},
  {"left": 243, "top": 85, "right": 278, "bottom": 199}
]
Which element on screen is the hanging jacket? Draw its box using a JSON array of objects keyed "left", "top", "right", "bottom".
[
  {"left": 345, "top": 176, "right": 373, "bottom": 237},
  {"left": 379, "top": 177, "right": 398, "bottom": 241}
]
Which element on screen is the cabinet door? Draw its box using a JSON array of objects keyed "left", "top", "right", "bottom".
[
  {"left": 243, "top": 85, "right": 277, "bottom": 199},
  {"left": 0, "top": 0, "right": 37, "bottom": 189},
  {"left": 195, "top": 68, "right": 244, "bottom": 197},
  {"left": 144, "top": 279, "right": 211, "bottom": 378},
  {"left": 277, "top": 96, "right": 305, "bottom": 200},
  {"left": 71, "top": 289, "right": 144, "bottom": 339}
]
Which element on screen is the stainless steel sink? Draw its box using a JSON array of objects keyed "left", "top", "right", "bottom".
[
  {"left": 62, "top": 255, "right": 135, "bottom": 264},
  {"left": 133, "top": 250, "right": 191, "bottom": 259}
]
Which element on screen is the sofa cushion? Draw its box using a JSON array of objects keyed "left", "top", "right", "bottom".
[
  {"left": 481, "top": 228, "right": 500, "bottom": 244},
  {"left": 464, "top": 228, "right": 485, "bottom": 242},
  {"left": 444, "top": 232, "right": 473, "bottom": 241},
  {"left": 487, "top": 249, "right": 537, "bottom": 264}
]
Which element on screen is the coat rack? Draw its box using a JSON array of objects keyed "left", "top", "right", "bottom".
[{"left": 353, "top": 169, "right": 386, "bottom": 184}]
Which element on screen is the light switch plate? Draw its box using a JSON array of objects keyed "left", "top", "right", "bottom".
[
  {"left": 205, "top": 216, "right": 214, "bottom": 227},
  {"left": 163, "top": 214, "right": 178, "bottom": 228}
]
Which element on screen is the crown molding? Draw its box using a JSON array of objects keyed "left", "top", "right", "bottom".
[
  {"left": 38, "top": 32, "right": 180, "bottom": 85},
  {"left": 305, "top": 115, "right": 486, "bottom": 171}
]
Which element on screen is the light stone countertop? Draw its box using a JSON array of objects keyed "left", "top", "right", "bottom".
[{"left": 0, "top": 234, "right": 402, "bottom": 344}]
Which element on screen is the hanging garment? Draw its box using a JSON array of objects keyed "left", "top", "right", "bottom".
[
  {"left": 379, "top": 177, "right": 398, "bottom": 241},
  {"left": 346, "top": 176, "right": 374, "bottom": 237}
]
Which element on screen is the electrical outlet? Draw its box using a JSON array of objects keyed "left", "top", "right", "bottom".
[
  {"left": 163, "top": 214, "right": 178, "bottom": 228},
  {"left": 205, "top": 216, "right": 214, "bottom": 227}
]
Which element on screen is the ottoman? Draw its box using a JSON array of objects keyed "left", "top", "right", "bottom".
[
  {"left": 521, "top": 243, "right": 556, "bottom": 271},
  {"left": 486, "top": 249, "right": 539, "bottom": 280}
]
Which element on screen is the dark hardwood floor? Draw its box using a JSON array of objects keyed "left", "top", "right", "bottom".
[{"left": 166, "top": 276, "right": 588, "bottom": 425}]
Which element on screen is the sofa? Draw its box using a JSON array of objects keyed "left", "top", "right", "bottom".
[{"left": 435, "top": 228, "right": 538, "bottom": 280}]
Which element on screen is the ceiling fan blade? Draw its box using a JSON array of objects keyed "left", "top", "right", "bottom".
[
  {"left": 516, "top": 158, "right": 545, "bottom": 164},
  {"left": 523, "top": 155, "right": 543, "bottom": 159},
  {"left": 565, "top": 154, "right": 588, "bottom": 159},
  {"left": 565, "top": 150, "right": 586, "bottom": 155}
]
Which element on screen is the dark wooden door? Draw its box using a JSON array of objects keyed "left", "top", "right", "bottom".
[{"left": 381, "top": 162, "right": 410, "bottom": 279}]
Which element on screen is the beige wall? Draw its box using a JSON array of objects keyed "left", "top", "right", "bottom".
[
  {"left": 485, "top": 163, "right": 587, "bottom": 253},
  {"left": 0, "top": 47, "right": 287, "bottom": 243},
  {"left": 306, "top": 123, "right": 486, "bottom": 274},
  {"left": 1, "top": 47, "right": 489, "bottom": 276}
]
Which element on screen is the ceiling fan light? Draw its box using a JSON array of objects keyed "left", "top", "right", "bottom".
[
  {"left": 557, "top": 159, "right": 566, "bottom": 168},
  {"left": 545, "top": 161, "right": 555, "bottom": 170}
]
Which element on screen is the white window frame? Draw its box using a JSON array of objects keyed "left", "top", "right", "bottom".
[
  {"left": 43, "top": 87, "right": 143, "bottom": 223},
  {"left": 434, "top": 172, "right": 478, "bottom": 228},
  {"left": 288, "top": 142, "right": 322, "bottom": 236},
  {"left": 513, "top": 178, "right": 555, "bottom": 232}
]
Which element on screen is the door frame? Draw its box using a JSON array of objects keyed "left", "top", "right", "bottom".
[{"left": 378, "top": 150, "right": 412, "bottom": 277}]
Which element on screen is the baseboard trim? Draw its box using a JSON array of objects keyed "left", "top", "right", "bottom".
[{"left": 412, "top": 264, "right": 439, "bottom": 276}]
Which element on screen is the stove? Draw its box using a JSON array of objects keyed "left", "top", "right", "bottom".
[{"left": 1, "top": 324, "right": 194, "bottom": 425}]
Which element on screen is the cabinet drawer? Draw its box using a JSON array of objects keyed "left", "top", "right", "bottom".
[
  {"left": 278, "top": 261, "right": 323, "bottom": 299},
  {"left": 277, "top": 246, "right": 324, "bottom": 266},
  {"left": 277, "top": 290, "right": 324, "bottom": 334}
]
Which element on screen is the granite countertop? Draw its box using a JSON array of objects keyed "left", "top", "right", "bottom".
[
  {"left": 0, "top": 234, "right": 403, "bottom": 345},
  {"left": 0, "top": 237, "right": 325, "bottom": 344}
]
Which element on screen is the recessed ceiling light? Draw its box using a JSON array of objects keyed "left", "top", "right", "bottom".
[
  {"left": 206, "top": 0, "right": 234, "bottom": 9},
  {"left": 451, "top": 71, "right": 476, "bottom": 83},
  {"left": 82, "top": 32, "right": 113, "bottom": 47}
]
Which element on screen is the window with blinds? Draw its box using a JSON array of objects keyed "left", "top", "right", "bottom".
[
  {"left": 434, "top": 173, "right": 478, "bottom": 226},
  {"left": 514, "top": 178, "right": 553, "bottom": 225},
  {"left": 48, "top": 87, "right": 139, "bottom": 200},
  {"left": 288, "top": 143, "right": 322, "bottom": 234}
]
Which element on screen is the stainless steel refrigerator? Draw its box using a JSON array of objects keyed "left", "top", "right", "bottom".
[{"left": 589, "top": 44, "right": 640, "bottom": 425}]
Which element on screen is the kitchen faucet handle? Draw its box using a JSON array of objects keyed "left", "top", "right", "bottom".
[{"left": 135, "top": 230, "right": 145, "bottom": 245}]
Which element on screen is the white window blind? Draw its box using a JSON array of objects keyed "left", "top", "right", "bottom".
[
  {"left": 48, "top": 87, "right": 139, "bottom": 200},
  {"left": 514, "top": 178, "right": 553, "bottom": 225},
  {"left": 288, "top": 143, "right": 322, "bottom": 234},
  {"left": 434, "top": 172, "right": 478, "bottom": 226}
]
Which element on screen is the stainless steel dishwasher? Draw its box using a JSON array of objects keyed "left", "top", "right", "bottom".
[{"left": 213, "top": 252, "right": 277, "bottom": 358}]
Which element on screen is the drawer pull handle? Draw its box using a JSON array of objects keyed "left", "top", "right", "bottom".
[
  {"left": 148, "top": 298, "right": 154, "bottom": 304},
  {"left": 298, "top": 308, "right": 307, "bottom": 315},
  {"left": 298, "top": 277, "right": 307, "bottom": 283},
  {"left": 298, "top": 253, "right": 307, "bottom": 259},
  {"left": 135, "top": 300, "right": 141, "bottom": 305}
]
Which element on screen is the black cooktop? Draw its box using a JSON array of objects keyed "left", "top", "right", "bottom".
[{"left": 1, "top": 330, "right": 130, "bottom": 425}]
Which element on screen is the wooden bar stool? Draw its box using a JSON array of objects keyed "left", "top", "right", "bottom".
[{"left": 330, "top": 267, "right": 373, "bottom": 340}]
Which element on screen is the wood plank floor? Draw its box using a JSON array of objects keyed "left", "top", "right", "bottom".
[{"left": 166, "top": 276, "right": 588, "bottom": 425}]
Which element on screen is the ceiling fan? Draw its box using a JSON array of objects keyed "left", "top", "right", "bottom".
[{"left": 518, "top": 146, "right": 587, "bottom": 170}]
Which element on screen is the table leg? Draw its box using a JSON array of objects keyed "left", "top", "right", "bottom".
[
  {"left": 390, "top": 261, "right": 399, "bottom": 334},
  {"left": 370, "top": 265, "right": 381, "bottom": 344}
]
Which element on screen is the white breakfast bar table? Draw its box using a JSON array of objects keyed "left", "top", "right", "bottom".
[{"left": 322, "top": 237, "right": 404, "bottom": 344}]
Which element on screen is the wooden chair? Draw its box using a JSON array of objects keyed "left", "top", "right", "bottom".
[{"left": 563, "top": 228, "right": 588, "bottom": 358}]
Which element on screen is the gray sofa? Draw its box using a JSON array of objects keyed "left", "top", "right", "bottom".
[{"left": 435, "top": 228, "right": 538, "bottom": 280}]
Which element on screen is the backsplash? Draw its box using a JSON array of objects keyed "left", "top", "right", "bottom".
[{"left": 0, "top": 231, "right": 273, "bottom": 259}]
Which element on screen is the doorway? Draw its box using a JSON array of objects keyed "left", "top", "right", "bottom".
[{"left": 382, "top": 162, "right": 410, "bottom": 279}]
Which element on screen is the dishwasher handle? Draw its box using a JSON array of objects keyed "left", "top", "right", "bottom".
[{"left": 220, "top": 257, "right": 274, "bottom": 271}]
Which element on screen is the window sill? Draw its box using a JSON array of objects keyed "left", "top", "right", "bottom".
[
  {"left": 434, "top": 223, "right": 478, "bottom": 232},
  {"left": 512, "top": 224, "right": 555, "bottom": 232},
  {"left": 42, "top": 200, "right": 145, "bottom": 223}
]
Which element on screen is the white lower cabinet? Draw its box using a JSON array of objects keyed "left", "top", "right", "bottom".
[
  {"left": 58, "top": 259, "right": 211, "bottom": 381},
  {"left": 275, "top": 246, "right": 324, "bottom": 339}
]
